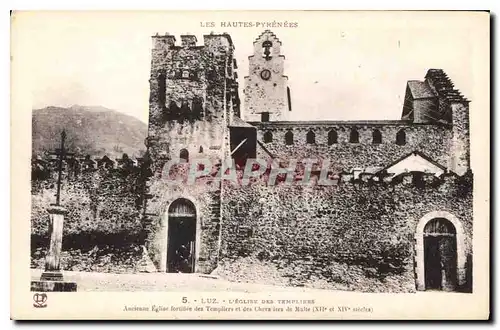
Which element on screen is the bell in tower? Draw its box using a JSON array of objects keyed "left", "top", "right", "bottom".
[{"left": 262, "top": 40, "right": 273, "bottom": 60}]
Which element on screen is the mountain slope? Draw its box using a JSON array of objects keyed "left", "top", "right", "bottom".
[{"left": 32, "top": 105, "right": 148, "bottom": 159}]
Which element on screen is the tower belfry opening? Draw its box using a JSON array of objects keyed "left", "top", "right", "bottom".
[{"left": 262, "top": 40, "right": 272, "bottom": 60}]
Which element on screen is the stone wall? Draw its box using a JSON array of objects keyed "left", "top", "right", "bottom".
[
  {"left": 251, "top": 121, "right": 452, "bottom": 173},
  {"left": 31, "top": 165, "right": 145, "bottom": 238},
  {"left": 31, "top": 159, "right": 148, "bottom": 271},
  {"left": 219, "top": 171, "right": 473, "bottom": 292},
  {"left": 450, "top": 102, "right": 471, "bottom": 175}
]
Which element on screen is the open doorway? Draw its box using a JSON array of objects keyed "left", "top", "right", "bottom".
[{"left": 167, "top": 198, "right": 196, "bottom": 273}]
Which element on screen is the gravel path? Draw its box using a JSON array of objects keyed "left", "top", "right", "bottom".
[{"left": 30, "top": 269, "right": 325, "bottom": 292}]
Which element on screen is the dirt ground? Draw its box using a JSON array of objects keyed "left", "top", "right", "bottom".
[{"left": 30, "top": 268, "right": 326, "bottom": 292}]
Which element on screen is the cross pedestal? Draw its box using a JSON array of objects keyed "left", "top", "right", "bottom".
[{"left": 31, "top": 205, "right": 77, "bottom": 292}]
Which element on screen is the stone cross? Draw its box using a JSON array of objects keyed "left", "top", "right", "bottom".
[
  {"left": 49, "top": 130, "right": 74, "bottom": 205},
  {"left": 40, "top": 130, "right": 73, "bottom": 282}
]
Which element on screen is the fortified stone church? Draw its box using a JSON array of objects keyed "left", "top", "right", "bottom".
[
  {"left": 143, "top": 30, "right": 472, "bottom": 292},
  {"left": 32, "top": 30, "right": 474, "bottom": 292}
]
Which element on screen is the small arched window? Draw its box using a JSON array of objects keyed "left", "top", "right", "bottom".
[
  {"left": 372, "top": 129, "right": 382, "bottom": 144},
  {"left": 328, "top": 130, "right": 337, "bottom": 145},
  {"left": 180, "top": 149, "right": 189, "bottom": 162},
  {"left": 396, "top": 129, "right": 406, "bottom": 145},
  {"left": 263, "top": 131, "right": 273, "bottom": 143},
  {"left": 285, "top": 131, "right": 294, "bottom": 145},
  {"left": 350, "top": 129, "right": 359, "bottom": 143},
  {"left": 199, "top": 146, "right": 204, "bottom": 153},
  {"left": 306, "top": 130, "right": 316, "bottom": 144}
]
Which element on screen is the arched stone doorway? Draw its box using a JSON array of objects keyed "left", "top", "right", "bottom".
[
  {"left": 423, "top": 218, "right": 457, "bottom": 291},
  {"left": 415, "top": 211, "right": 466, "bottom": 291},
  {"left": 167, "top": 198, "right": 197, "bottom": 273}
]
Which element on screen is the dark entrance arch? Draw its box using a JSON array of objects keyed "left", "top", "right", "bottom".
[
  {"left": 423, "top": 218, "right": 457, "bottom": 291},
  {"left": 167, "top": 198, "right": 196, "bottom": 273}
]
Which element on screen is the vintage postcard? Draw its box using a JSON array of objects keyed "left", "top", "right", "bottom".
[{"left": 11, "top": 10, "right": 490, "bottom": 320}]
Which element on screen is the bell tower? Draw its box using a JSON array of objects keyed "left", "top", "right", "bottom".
[
  {"left": 143, "top": 33, "right": 239, "bottom": 274},
  {"left": 243, "top": 30, "right": 290, "bottom": 122}
]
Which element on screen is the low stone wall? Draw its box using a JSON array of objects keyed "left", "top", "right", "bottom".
[
  {"left": 219, "top": 172, "right": 473, "bottom": 292},
  {"left": 31, "top": 244, "right": 156, "bottom": 274}
]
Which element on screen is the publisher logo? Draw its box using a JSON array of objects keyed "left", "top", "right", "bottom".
[{"left": 33, "top": 293, "right": 47, "bottom": 308}]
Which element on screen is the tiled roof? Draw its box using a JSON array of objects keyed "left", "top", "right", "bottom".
[
  {"left": 407, "top": 81, "right": 437, "bottom": 99},
  {"left": 377, "top": 150, "right": 447, "bottom": 174},
  {"left": 229, "top": 116, "right": 256, "bottom": 128}
]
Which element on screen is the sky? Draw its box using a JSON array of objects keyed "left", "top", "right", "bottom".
[{"left": 14, "top": 11, "right": 484, "bottom": 124}]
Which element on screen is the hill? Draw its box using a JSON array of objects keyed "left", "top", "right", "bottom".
[{"left": 32, "top": 105, "right": 148, "bottom": 159}]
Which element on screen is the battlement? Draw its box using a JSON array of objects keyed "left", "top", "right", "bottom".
[
  {"left": 310, "top": 168, "right": 471, "bottom": 189},
  {"left": 181, "top": 35, "right": 197, "bottom": 47},
  {"left": 148, "top": 31, "right": 240, "bottom": 131},
  {"left": 122, "top": 156, "right": 473, "bottom": 189},
  {"left": 250, "top": 120, "right": 449, "bottom": 127},
  {"left": 152, "top": 32, "right": 234, "bottom": 51},
  {"left": 215, "top": 166, "right": 472, "bottom": 189},
  {"left": 203, "top": 162, "right": 472, "bottom": 191},
  {"left": 252, "top": 120, "right": 450, "bottom": 147},
  {"left": 31, "top": 153, "right": 152, "bottom": 181}
]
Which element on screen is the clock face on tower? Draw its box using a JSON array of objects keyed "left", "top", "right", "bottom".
[{"left": 260, "top": 69, "right": 271, "bottom": 81}]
